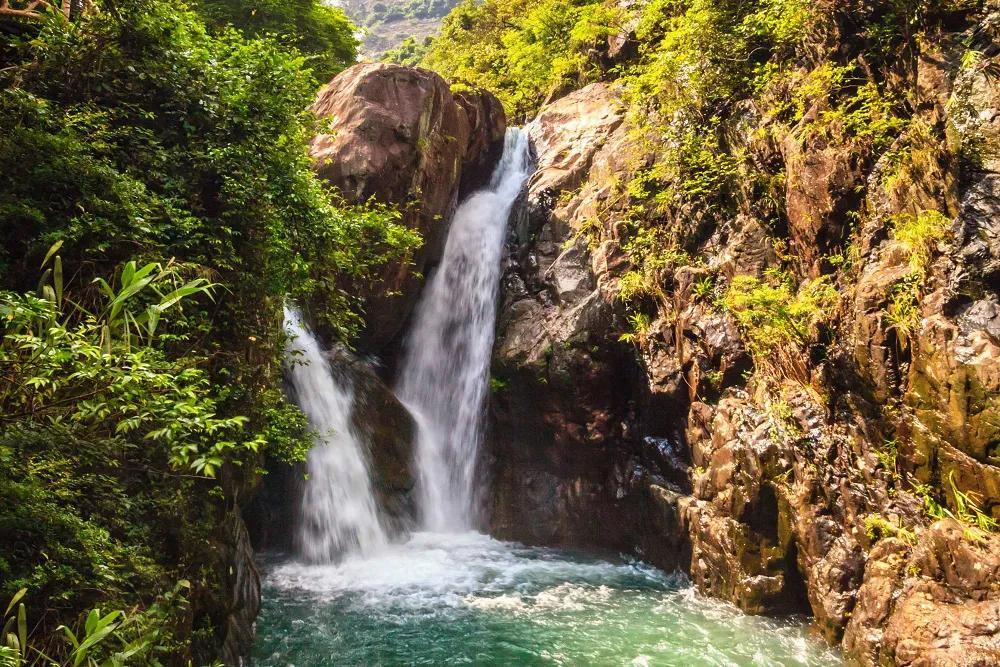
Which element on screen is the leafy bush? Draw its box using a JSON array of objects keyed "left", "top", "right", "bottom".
[
  {"left": 191, "top": 0, "right": 358, "bottom": 83},
  {"left": 884, "top": 210, "right": 950, "bottom": 343},
  {"left": 720, "top": 270, "right": 837, "bottom": 362},
  {"left": 0, "top": 1, "right": 418, "bottom": 658}
]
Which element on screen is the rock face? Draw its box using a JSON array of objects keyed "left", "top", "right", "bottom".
[
  {"left": 489, "top": 83, "right": 691, "bottom": 570},
  {"left": 844, "top": 520, "right": 1000, "bottom": 665},
  {"left": 486, "top": 8, "right": 1000, "bottom": 664},
  {"left": 311, "top": 63, "right": 506, "bottom": 353}
]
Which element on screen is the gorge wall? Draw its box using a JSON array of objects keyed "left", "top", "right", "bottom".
[{"left": 481, "top": 13, "right": 1000, "bottom": 667}]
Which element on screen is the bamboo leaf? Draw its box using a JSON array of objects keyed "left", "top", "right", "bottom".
[
  {"left": 54, "top": 255, "right": 63, "bottom": 308},
  {"left": 4, "top": 589, "right": 26, "bottom": 618},
  {"left": 16, "top": 605, "right": 25, "bottom": 660},
  {"left": 36, "top": 269, "right": 52, "bottom": 297},
  {"left": 41, "top": 240, "right": 63, "bottom": 268}
]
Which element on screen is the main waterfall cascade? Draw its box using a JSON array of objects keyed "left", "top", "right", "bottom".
[
  {"left": 283, "top": 307, "right": 387, "bottom": 562},
  {"left": 397, "top": 128, "right": 532, "bottom": 531},
  {"left": 281, "top": 129, "right": 531, "bottom": 560}
]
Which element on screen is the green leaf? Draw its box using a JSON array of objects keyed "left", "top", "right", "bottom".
[
  {"left": 54, "top": 255, "right": 63, "bottom": 308},
  {"left": 41, "top": 240, "right": 63, "bottom": 268},
  {"left": 4, "top": 590, "right": 26, "bottom": 619}
]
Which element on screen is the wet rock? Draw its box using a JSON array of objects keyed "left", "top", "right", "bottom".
[{"left": 329, "top": 351, "right": 417, "bottom": 530}]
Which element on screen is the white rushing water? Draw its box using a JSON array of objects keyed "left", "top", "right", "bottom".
[
  {"left": 284, "top": 307, "right": 387, "bottom": 562},
  {"left": 397, "top": 128, "right": 533, "bottom": 531},
  {"left": 257, "top": 532, "right": 842, "bottom": 666}
]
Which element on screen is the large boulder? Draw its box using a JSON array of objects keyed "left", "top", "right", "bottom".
[{"left": 310, "top": 63, "right": 506, "bottom": 353}]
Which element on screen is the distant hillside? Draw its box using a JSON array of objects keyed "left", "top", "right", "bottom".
[{"left": 338, "top": 0, "right": 458, "bottom": 59}]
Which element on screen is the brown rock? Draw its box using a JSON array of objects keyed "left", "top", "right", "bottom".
[
  {"left": 310, "top": 63, "right": 505, "bottom": 352},
  {"left": 526, "top": 82, "right": 624, "bottom": 197},
  {"left": 455, "top": 88, "right": 507, "bottom": 196},
  {"left": 782, "top": 127, "right": 865, "bottom": 276},
  {"left": 844, "top": 520, "right": 1000, "bottom": 666}
]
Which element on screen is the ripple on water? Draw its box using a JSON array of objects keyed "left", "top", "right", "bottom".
[{"left": 252, "top": 532, "right": 843, "bottom": 667}]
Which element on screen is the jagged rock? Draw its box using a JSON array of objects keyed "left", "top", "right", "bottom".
[
  {"left": 904, "top": 64, "right": 1000, "bottom": 519},
  {"left": 782, "top": 129, "right": 865, "bottom": 277},
  {"left": 485, "top": 9, "right": 1000, "bottom": 663},
  {"left": 310, "top": 63, "right": 505, "bottom": 352},
  {"left": 844, "top": 520, "right": 1000, "bottom": 666}
]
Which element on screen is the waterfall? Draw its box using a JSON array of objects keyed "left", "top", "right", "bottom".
[
  {"left": 284, "top": 307, "right": 387, "bottom": 562},
  {"left": 397, "top": 128, "right": 532, "bottom": 531}
]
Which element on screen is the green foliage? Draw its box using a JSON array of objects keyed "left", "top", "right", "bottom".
[
  {"left": 948, "top": 472, "right": 999, "bottom": 534},
  {"left": 864, "top": 514, "right": 916, "bottom": 544},
  {"left": 875, "top": 439, "right": 899, "bottom": 476},
  {"left": 720, "top": 270, "right": 837, "bottom": 362},
  {"left": 892, "top": 209, "right": 951, "bottom": 273},
  {"left": 617, "top": 270, "right": 654, "bottom": 302},
  {"left": 2, "top": 583, "right": 192, "bottom": 666},
  {"left": 692, "top": 276, "right": 715, "bottom": 301},
  {"left": 618, "top": 312, "right": 653, "bottom": 345},
  {"left": 912, "top": 472, "right": 998, "bottom": 538},
  {"left": 422, "top": 0, "right": 621, "bottom": 117},
  {"left": 884, "top": 210, "right": 950, "bottom": 344},
  {"left": 191, "top": 0, "right": 358, "bottom": 83},
  {"left": 365, "top": 0, "right": 458, "bottom": 26},
  {"left": 1, "top": 291, "right": 257, "bottom": 478},
  {"left": 0, "top": 1, "right": 417, "bottom": 659},
  {"left": 383, "top": 35, "right": 435, "bottom": 66}
]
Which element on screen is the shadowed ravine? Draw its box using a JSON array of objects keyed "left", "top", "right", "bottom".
[{"left": 253, "top": 130, "right": 842, "bottom": 666}]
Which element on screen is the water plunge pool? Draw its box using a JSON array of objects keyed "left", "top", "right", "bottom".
[{"left": 252, "top": 532, "right": 841, "bottom": 666}]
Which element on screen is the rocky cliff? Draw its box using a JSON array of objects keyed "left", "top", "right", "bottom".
[{"left": 483, "top": 9, "right": 1000, "bottom": 664}]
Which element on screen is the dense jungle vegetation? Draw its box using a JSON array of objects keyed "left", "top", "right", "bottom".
[{"left": 0, "top": 1, "right": 417, "bottom": 663}]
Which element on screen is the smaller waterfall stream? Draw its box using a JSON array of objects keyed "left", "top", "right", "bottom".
[
  {"left": 397, "top": 128, "right": 532, "bottom": 531},
  {"left": 284, "top": 307, "right": 387, "bottom": 562}
]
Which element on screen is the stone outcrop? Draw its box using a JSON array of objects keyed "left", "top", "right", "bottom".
[
  {"left": 844, "top": 520, "right": 1000, "bottom": 665},
  {"left": 311, "top": 63, "right": 505, "bottom": 353}
]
